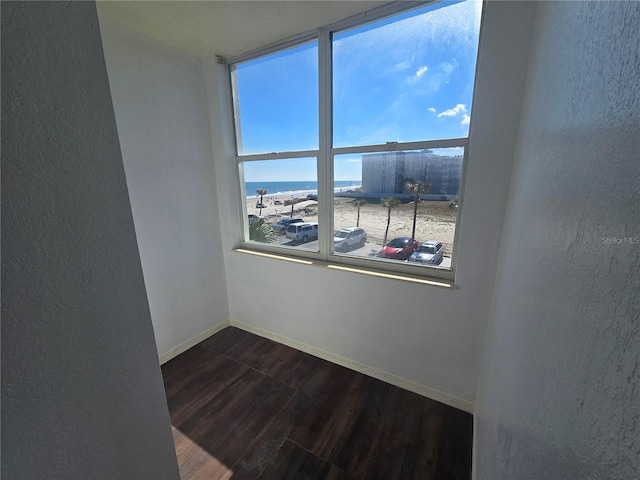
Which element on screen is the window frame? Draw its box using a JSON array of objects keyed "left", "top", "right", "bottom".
[{"left": 228, "top": 0, "right": 480, "bottom": 282}]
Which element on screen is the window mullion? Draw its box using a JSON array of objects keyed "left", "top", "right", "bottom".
[
  {"left": 317, "top": 29, "right": 332, "bottom": 260},
  {"left": 237, "top": 162, "right": 249, "bottom": 242},
  {"left": 331, "top": 138, "right": 468, "bottom": 156},
  {"left": 236, "top": 150, "right": 319, "bottom": 162}
]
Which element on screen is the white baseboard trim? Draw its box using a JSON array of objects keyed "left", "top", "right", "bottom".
[
  {"left": 159, "top": 319, "right": 230, "bottom": 364},
  {"left": 230, "top": 319, "right": 474, "bottom": 413}
]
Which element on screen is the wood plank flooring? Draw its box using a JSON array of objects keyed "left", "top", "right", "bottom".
[{"left": 162, "top": 327, "right": 472, "bottom": 480}]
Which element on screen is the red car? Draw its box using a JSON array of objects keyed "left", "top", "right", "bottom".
[{"left": 381, "top": 237, "right": 419, "bottom": 260}]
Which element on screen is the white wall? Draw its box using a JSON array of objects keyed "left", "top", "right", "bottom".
[
  {"left": 1, "top": 3, "right": 179, "bottom": 479},
  {"left": 99, "top": 21, "right": 230, "bottom": 359},
  {"left": 475, "top": 1, "right": 640, "bottom": 478},
  {"left": 205, "top": 1, "right": 536, "bottom": 406}
]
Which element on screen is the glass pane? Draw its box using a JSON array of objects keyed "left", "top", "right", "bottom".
[
  {"left": 333, "top": 0, "right": 482, "bottom": 147},
  {"left": 333, "top": 148, "right": 464, "bottom": 269},
  {"left": 243, "top": 158, "right": 319, "bottom": 252},
  {"left": 233, "top": 41, "right": 318, "bottom": 154}
]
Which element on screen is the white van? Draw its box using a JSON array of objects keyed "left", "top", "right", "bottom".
[{"left": 285, "top": 222, "right": 318, "bottom": 243}]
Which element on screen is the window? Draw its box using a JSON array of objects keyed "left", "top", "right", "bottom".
[{"left": 230, "top": 0, "right": 482, "bottom": 280}]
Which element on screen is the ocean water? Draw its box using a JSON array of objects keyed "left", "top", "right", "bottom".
[{"left": 246, "top": 181, "right": 359, "bottom": 199}]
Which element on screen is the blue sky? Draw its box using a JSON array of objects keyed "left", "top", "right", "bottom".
[{"left": 236, "top": 0, "right": 482, "bottom": 182}]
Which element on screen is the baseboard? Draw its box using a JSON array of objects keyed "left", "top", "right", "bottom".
[
  {"left": 159, "top": 319, "right": 230, "bottom": 364},
  {"left": 230, "top": 319, "right": 474, "bottom": 413}
]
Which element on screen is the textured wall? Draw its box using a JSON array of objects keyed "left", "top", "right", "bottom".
[
  {"left": 475, "top": 1, "right": 640, "bottom": 478},
  {"left": 99, "top": 20, "right": 230, "bottom": 358},
  {"left": 1, "top": 3, "right": 180, "bottom": 479}
]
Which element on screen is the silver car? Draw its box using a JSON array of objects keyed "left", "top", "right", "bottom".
[
  {"left": 409, "top": 240, "right": 444, "bottom": 265},
  {"left": 333, "top": 227, "right": 367, "bottom": 251},
  {"left": 286, "top": 222, "right": 319, "bottom": 243}
]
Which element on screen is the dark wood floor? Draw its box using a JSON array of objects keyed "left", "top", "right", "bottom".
[{"left": 161, "top": 327, "right": 472, "bottom": 480}]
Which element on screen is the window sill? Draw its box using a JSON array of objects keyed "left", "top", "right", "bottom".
[{"left": 234, "top": 247, "right": 455, "bottom": 288}]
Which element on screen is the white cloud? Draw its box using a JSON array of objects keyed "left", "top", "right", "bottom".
[
  {"left": 395, "top": 61, "right": 411, "bottom": 70},
  {"left": 407, "top": 65, "right": 429, "bottom": 83},
  {"left": 438, "top": 103, "right": 467, "bottom": 118},
  {"left": 428, "top": 107, "right": 436, "bottom": 113},
  {"left": 346, "top": 158, "right": 361, "bottom": 163},
  {"left": 460, "top": 114, "right": 471, "bottom": 125}
]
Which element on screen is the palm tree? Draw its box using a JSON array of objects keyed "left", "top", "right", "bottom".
[
  {"left": 406, "top": 181, "right": 430, "bottom": 241},
  {"left": 381, "top": 197, "right": 401, "bottom": 246},
  {"left": 284, "top": 197, "right": 302, "bottom": 217},
  {"left": 249, "top": 218, "right": 276, "bottom": 243},
  {"left": 352, "top": 199, "right": 367, "bottom": 227},
  {"left": 256, "top": 188, "right": 268, "bottom": 216}
]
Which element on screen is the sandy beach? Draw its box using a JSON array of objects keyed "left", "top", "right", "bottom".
[{"left": 248, "top": 195, "right": 458, "bottom": 254}]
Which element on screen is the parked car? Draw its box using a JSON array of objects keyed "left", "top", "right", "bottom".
[
  {"left": 256, "top": 202, "right": 267, "bottom": 209},
  {"left": 286, "top": 222, "right": 318, "bottom": 243},
  {"left": 381, "top": 237, "right": 419, "bottom": 260},
  {"left": 409, "top": 240, "right": 444, "bottom": 265},
  {"left": 333, "top": 227, "right": 367, "bottom": 252},
  {"left": 272, "top": 217, "right": 304, "bottom": 233},
  {"left": 273, "top": 200, "right": 283, "bottom": 205},
  {"left": 306, "top": 193, "right": 318, "bottom": 201}
]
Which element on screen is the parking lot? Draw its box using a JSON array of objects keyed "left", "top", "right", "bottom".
[{"left": 275, "top": 237, "right": 452, "bottom": 269}]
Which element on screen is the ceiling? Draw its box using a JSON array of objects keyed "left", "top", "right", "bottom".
[{"left": 96, "top": 1, "right": 388, "bottom": 59}]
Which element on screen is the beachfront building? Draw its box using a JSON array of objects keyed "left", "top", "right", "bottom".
[{"left": 361, "top": 150, "right": 463, "bottom": 198}]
